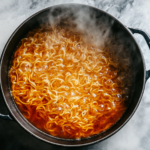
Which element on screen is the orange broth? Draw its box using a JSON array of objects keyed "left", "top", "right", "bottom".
[{"left": 9, "top": 25, "right": 131, "bottom": 139}]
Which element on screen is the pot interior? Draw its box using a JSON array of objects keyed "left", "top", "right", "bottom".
[{"left": 0, "top": 4, "right": 145, "bottom": 146}]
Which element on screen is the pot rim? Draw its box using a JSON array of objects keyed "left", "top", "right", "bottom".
[{"left": 0, "top": 3, "right": 146, "bottom": 147}]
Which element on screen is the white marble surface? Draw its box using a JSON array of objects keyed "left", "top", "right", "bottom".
[{"left": 0, "top": 0, "right": 150, "bottom": 150}]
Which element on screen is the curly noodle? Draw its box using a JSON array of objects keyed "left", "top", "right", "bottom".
[{"left": 9, "top": 25, "right": 132, "bottom": 139}]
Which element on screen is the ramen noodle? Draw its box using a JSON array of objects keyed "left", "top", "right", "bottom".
[{"left": 9, "top": 25, "right": 132, "bottom": 139}]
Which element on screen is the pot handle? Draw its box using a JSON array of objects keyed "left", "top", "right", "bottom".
[
  {"left": 128, "top": 27, "right": 150, "bottom": 82},
  {"left": 0, "top": 59, "right": 13, "bottom": 121},
  {"left": 0, "top": 113, "right": 13, "bottom": 120},
  {"left": 0, "top": 90, "right": 13, "bottom": 120}
]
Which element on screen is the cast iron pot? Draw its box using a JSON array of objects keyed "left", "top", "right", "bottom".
[{"left": 0, "top": 3, "right": 150, "bottom": 147}]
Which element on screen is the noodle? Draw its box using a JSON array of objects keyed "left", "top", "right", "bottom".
[{"left": 9, "top": 25, "right": 132, "bottom": 139}]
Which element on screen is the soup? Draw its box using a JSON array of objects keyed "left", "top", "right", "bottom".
[{"left": 9, "top": 24, "right": 132, "bottom": 139}]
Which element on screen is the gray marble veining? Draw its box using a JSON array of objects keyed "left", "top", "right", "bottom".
[{"left": 0, "top": 0, "right": 150, "bottom": 150}]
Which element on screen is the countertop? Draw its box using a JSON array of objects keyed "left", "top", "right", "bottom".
[{"left": 0, "top": 0, "right": 150, "bottom": 150}]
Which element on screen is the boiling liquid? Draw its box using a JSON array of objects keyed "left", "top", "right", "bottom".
[{"left": 9, "top": 25, "right": 131, "bottom": 139}]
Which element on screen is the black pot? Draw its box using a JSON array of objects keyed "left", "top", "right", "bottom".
[{"left": 0, "top": 4, "right": 150, "bottom": 147}]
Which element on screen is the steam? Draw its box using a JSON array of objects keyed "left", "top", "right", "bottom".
[
  {"left": 45, "top": 4, "right": 114, "bottom": 48},
  {"left": 42, "top": 4, "right": 134, "bottom": 91}
]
